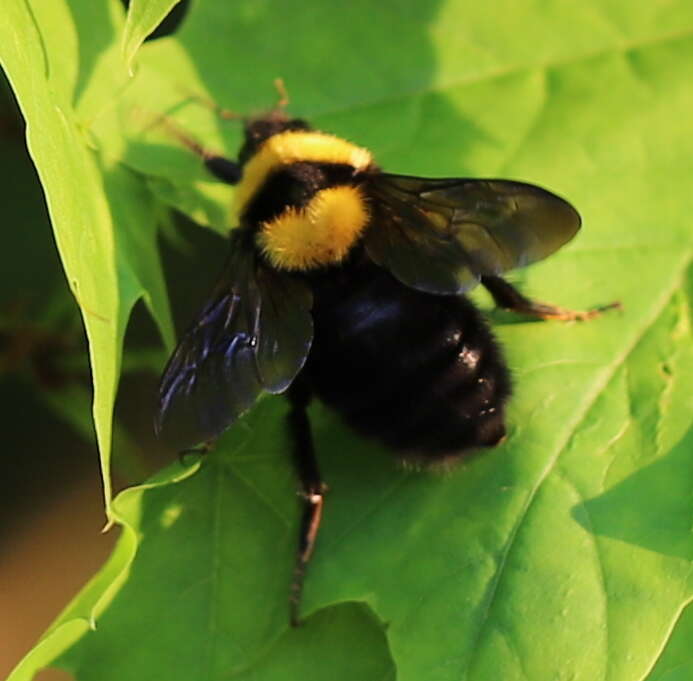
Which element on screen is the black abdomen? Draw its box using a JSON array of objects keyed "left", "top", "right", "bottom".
[{"left": 304, "top": 260, "right": 511, "bottom": 461}]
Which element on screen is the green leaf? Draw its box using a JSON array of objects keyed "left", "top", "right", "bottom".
[
  {"left": 647, "top": 601, "right": 693, "bottom": 681},
  {"left": 121, "top": 0, "right": 184, "bottom": 72},
  {"left": 7, "top": 0, "right": 693, "bottom": 679},
  {"left": 0, "top": 0, "right": 173, "bottom": 513}
]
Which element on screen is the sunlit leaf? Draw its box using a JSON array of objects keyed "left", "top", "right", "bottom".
[
  {"left": 5, "top": 0, "right": 692, "bottom": 679},
  {"left": 0, "top": 0, "right": 173, "bottom": 515},
  {"left": 121, "top": 0, "right": 184, "bottom": 71}
]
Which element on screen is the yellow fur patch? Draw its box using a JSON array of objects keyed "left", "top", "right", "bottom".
[
  {"left": 257, "top": 186, "right": 369, "bottom": 270},
  {"left": 232, "top": 131, "right": 372, "bottom": 219}
]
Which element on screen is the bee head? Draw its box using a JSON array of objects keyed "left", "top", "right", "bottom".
[{"left": 239, "top": 113, "right": 311, "bottom": 165}]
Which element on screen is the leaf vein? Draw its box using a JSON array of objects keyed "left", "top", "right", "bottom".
[
  {"left": 205, "top": 461, "right": 225, "bottom": 677},
  {"left": 466, "top": 250, "right": 691, "bottom": 678},
  {"left": 318, "top": 27, "right": 693, "bottom": 121},
  {"left": 559, "top": 473, "right": 610, "bottom": 681}
]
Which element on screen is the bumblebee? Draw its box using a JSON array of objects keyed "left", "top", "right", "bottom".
[{"left": 156, "top": 92, "right": 615, "bottom": 624}]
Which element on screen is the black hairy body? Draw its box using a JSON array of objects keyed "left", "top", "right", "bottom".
[
  {"left": 304, "top": 254, "right": 510, "bottom": 459},
  {"left": 156, "top": 103, "right": 615, "bottom": 625},
  {"left": 243, "top": 162, "right": 358, "bottom": 225}
]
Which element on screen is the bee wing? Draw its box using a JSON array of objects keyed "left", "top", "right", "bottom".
[
  {"left": 156, "top": 230, "right": 313, "bottom": 450},
  {"left": 365, "top": 173, "right": 581, "bottom": 295}
]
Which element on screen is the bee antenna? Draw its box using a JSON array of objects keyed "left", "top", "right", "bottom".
[
  {"left": 174, "top": 86, "right": 242, "bottom": 121},
  {"left": 135, "top": 107, "right": 241, "bottom": 184},
  {"left": 273, "top": 77, "right": 290, "bottom": 111},
  {"left": 139, "top": 109, "right": 214, "bottom": 160}
]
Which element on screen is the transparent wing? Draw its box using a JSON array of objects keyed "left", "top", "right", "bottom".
[
  {"left": 156, "top": 230, "right": 313, "bottom": 449},
  {"left": 365, "top": 173, "right": 581, "bottom": 295}
]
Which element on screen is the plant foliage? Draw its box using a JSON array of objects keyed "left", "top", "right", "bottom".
[{"left": 1, "top": 0, "right": 691, "bottom": 679}]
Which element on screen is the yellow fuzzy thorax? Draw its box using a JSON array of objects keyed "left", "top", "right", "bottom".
[
  {"left": 257, "top": 186, "right": 370, "bottom": 270},
  {"left": 232, "top": 130, "right": 373, "bottom": 220}
]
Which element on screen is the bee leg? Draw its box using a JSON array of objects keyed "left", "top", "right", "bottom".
[
  {"left": 202, "top": 156, "right": 242, "bottom": 185},
  {"left": 178, "top": 91, "right": 240, "bottom": 121},
  {"left": 480, "top": 275, "right": 621, "bottom": 321},
  {"left": 287, "top": 379, "right": 325, "bottom": 627},
  {"left": 177, "top": 438, "right": 216, "bottom": 466},
  {"left": 150, "top": 113, "right": 242, "bottom": 184}
]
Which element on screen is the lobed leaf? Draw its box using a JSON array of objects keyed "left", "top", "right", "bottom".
[{"left": 4, "top": 0, "right": 692, "bottom": 679}]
